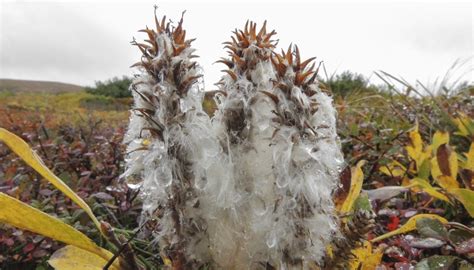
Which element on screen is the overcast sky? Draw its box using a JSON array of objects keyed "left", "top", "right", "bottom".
[{"left": 0, "top": 0, "right": 472, "bottom": 90}]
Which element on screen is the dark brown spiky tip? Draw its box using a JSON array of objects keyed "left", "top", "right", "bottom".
[
  {"left": 272, "top": 45, "right": 321, "bottom": 88},
  {"left": 130, "top": 7, "right": 197, "bottom": 70},
  {"left": 216, "top": 21, "right": 277, "bottom": 81},
  {"left": 224, "top": 20, "right": 277, "bottom": 53}
]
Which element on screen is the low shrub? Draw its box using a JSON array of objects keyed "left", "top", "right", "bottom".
[{"left": 85, "top": 77, "right": 132, "bottom": 98}]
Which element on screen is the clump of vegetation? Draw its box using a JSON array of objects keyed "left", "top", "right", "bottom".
[
  {"left": 79, "top": 95, "right": 131, "bottom": 111},
  {"left": 85, "top": 77, "right": 132, "bottom": 98},
  {"left": 0, "top": 91, "right": 130, "bottom": 127},
  {"left": 329, "top": 69, "right": 473, "bottom": 269},
  {"left": 0, "top": 80, "right": 472, "bottom": 269},
  {"left": 323, "top": 71, "right": 379, "bottom": 97},
  {"left": 120, "top": 9, "right": 348, "bottom": 268},
  {"left": 0, "top": 119, "right": 156, "bottom": 269}
]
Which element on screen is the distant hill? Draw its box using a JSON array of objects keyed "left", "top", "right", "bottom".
[{"left": 0, "top": 79, "right": 84, "bottom": 93}]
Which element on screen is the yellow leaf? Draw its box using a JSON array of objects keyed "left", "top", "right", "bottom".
[
  {"left": 406, "top": 126, "right": 424, "bottom": 168},
  {"left": 162, "top": 255, "right": 172, "bottom": 266},
  {"left": 361, "top": 250, "right": 383, "bottom": 270},
  {"left": 410, "top": 178, "right": 450, "bottom": 203},
  {"left": 401, "top": 177, "right": 412, "bottom": 187},
  {"left": 339, "top": 160, "right": 366, "bottom": 213},
  {"left": 449, "top": 188, "right": 474, "bottom": 217},
  {"left": 349, "top": 241, "right": 382, "bottom": 270},
  {"left": 453, "top": 113, "right": 472, "bottom": 137},
  {"left": 431, "top": 144, "right": 459, "bottom": 188},
  {"left": 431, "top": 131, "right": 449, "bottom": 153},
  {"left": 431, "top": 157, "right": 442, "bottom": 180},
  {"left": 379, "top": 160, "right": 406, "bottom": 177},
  {"left": 371, "top": 214, "right": 448, "bottom": 242},
  {"left": 436, "top": 175, "right": 459, "bottom": 190},
  {"left": 49, "top": 245, "right": 119, "bottom": 270},
  {"left": 349, "top": 241, "right": 372, "bottom": 270},
  {"left": 0, "top": 128, "right": 101, "bottom": 231},
  {"left": 0, "top": 193, "right": 114, "bottom": 262},
  {"left": 463, "top": 143, "right": 474, "bottom": 171},
  {"left": 325, "top": 245, "right": 334, "bottom": 260}
]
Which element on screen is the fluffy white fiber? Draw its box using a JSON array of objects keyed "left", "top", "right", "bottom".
[{"left": 123, "top": 16, "right": 344, "bottom": 269}]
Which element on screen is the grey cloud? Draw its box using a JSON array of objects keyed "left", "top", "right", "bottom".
[
  {"left": 0, "top": 1, "right": 472, "bottom": 87},
  {"left": 1, "top": 2, "right": 136, "bottom": 85}
]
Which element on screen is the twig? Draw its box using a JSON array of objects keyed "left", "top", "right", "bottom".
[{"left": 102, "top": 221, "right": 148, "bottom": 270}]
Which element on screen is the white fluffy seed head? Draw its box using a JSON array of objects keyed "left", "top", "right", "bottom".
[{"left": 124, "top": 17, "right": 344, "bottom": 269}]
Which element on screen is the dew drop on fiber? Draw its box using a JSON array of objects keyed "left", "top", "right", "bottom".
[
  {"left": 195, "top": 176, "right": 207, "bottom": 190},
  {"left": 127, "top": 182, "right": 142, "bottom": 190},
  {"left": 286, "top": 198, "right": 297, "bottom": 210},
  {"left": 266, "top": 231, "right": 277, "bottom": 249},
  {"left": 276, "top": 175, "right": 289, "bottom": 188},
  {"left": 154, "top": 165, "right": 173, "bottom": 187},
  {"left": 252, "top": 196, "right": 268, "bottom": 216}
]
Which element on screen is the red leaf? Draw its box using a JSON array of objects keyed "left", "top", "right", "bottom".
[
  {"left": 394, "top": 262, "right": 413, "bottom": 270},
  {"left": 4, "top": 238, "right": 14, "bottom": 246},
  {"left": 387, "top": 215, "right": 400, "bottom": 231},
  {"left": 455, "top": 238, "right": 474, "bottom": 254},
  {"left": 23, "top": 243, "right": 35, "bottom": 253},
  {"left": 32, "top": 249, "right": 49, "bottom": 258}
]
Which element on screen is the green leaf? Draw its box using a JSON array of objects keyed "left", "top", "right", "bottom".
[
  {"left": 449, "top": 188, "right": 474, "bottom": 217},
  {"left": 353, "top": 192, "right": 372, "bottom": 212},
  {"left": 415, "top": 255, "right": 458, "bottom": 270},
  {"left": 418, "top": 158, "right": 431, "bottom": 180},
  {"left": 416, "top": 217, "right": 448, "bottom": 240},
  {"left": 448, "top": 228, "right": 474, "bottom": 246},
  {"left": 458, "top": 260, "right": 474, "bottom": 270}
]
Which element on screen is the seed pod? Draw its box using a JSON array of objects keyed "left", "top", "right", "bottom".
[
  {"left": 122, "top": 8, "right": 220, "bottom": 268},
  {"left": 125, "top": 12, "right": 344, "bottom": 269},
  {"left": 211, "top": 23, "right": 344, "bottom": 269}
]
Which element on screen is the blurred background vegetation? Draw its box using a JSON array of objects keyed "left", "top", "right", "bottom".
[{"left": 85, "top": 76, "right": 133, "bottom": 98}]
